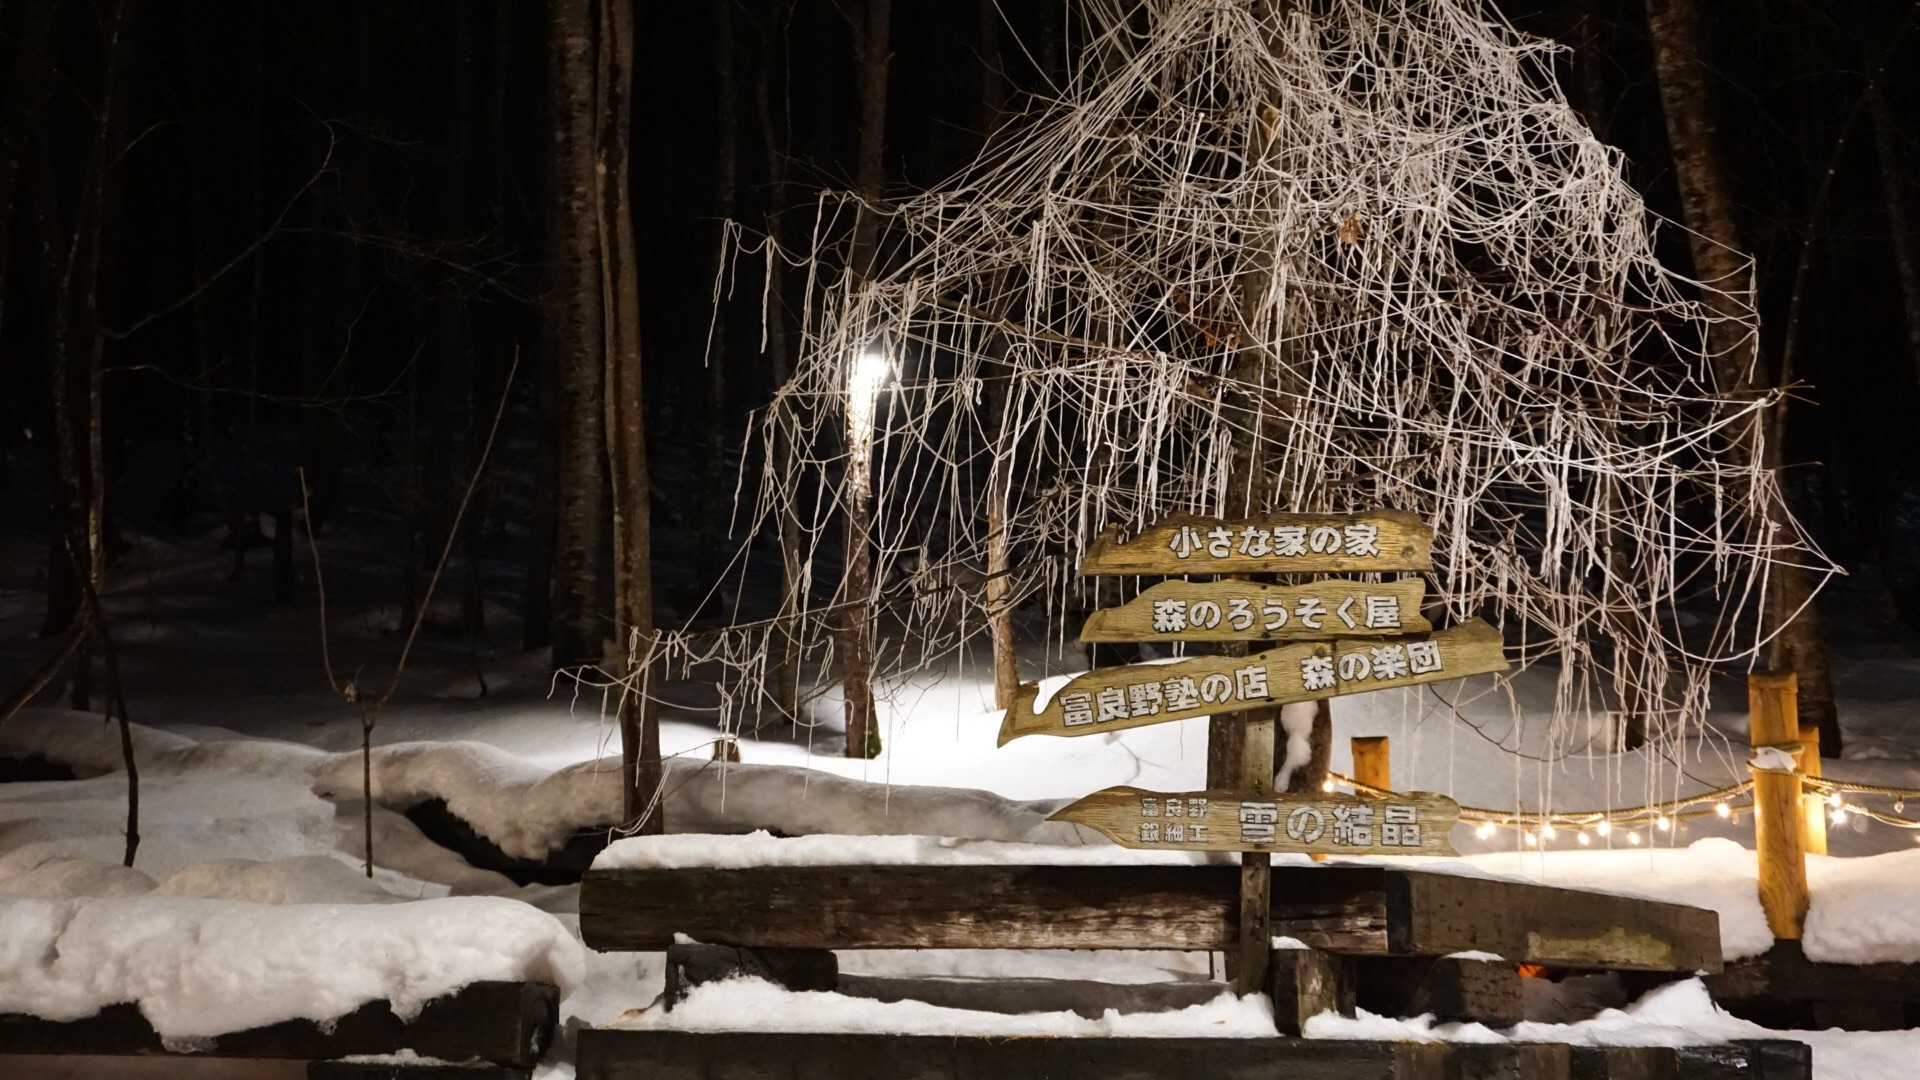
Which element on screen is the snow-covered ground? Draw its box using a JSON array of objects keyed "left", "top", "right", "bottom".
[{"left": 5, "top": 490, "right": 1920, "bottom": 1077}]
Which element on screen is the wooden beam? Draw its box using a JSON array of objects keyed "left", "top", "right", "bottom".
[
  {"left": 1393, "top": 871, "right": 1722, "bottom": 973},
  {"left": 581, "top": 865, "right": 1721, "bottom": 973},
  {"left": 1353, "top": 955, "right": 1521, "bottom": 1026},
  {"left": 576, "top": 1030, "right": 1812, "bottom": 1080},
  {"left": 0, "top": 982, "right": 557, "bottom": 1068},
  {"left": 834, "top": 975, "right": 1227, "bottom": 1020},
  {"left": 578, "top": 1030, "right": 1449, "bottom": 1080},
  {"left": 1267, "top": 947, "right": 1353, "bottom": 1036},
  {"left": 582, "top": 865, "right": 1243, "bottom": 951}
]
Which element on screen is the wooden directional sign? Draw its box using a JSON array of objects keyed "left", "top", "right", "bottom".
[
  {"left": 1052, "top": 786, "right": 1460, "bottom": 856},
  {"left": 1079, "top": 509, "right": 1431, "bottom": 576},
  {"left": 998, "top": 618, "right": 1507, "bottom": 744},
  {"left": 1080, "top": 577, "right": 1430, "bottom": 643}
]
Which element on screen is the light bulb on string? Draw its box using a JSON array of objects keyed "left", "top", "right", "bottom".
[
  {"left": 1524, "top": 830, "right": 1538, "bottom": 848},
  {"left": 1596, "top": 820, "right": 1612, "bottom": 837},
  {"left": 1832, "top": 807, "right": 1848, "bottom": 826},
  {"left": 1626, "top": 831, "right": 1642, "bottom": 845},
  {"left": 1540, "top": 824, "right": 1557, "bottom": 841},
  {"left": 1577, "top": 831, "right": 1591, "bottom": 846},
  {"left": 1656, "top": 815, "right": 1670, "bottom": 832},
  {"left": 1827, "top": 792, "right": 1842, "bottom": 808},
  {"left": 1715, "top": 802, "right": 1731, "bottom": 819},
  {"left": 1322, "top": 779, "right": 1335, "bottom": 793}
]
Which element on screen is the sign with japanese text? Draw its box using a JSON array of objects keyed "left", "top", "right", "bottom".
[
  {"left": 1079, "top": 509, "right": 1431, "bottom": 576},
  {"left": 1050, "top": 786, "right": 1460, "bottom": 855},
  {"left": 1079, "top": 577, "right": 1430, "bottom": 643},
  {"left": 998, "top": 618, "right": 1507, "bottom": 744}
]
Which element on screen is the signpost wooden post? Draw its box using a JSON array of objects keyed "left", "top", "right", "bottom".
[{"left": 996, "top": 510, "right": 1508, "bottom": 1001}]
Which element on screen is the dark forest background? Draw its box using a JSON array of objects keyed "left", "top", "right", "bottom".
[{"left": 2, "top": 0, "right": 1919, "bottom": 705}]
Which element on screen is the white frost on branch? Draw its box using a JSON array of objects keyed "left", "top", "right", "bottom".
[{"left": 660, "top": 0, "right": 1826, "bottom": 791}]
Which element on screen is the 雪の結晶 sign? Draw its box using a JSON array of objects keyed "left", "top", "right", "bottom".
[
  {"left": 998, "top": 618, "right": 1507, "bottom": 744},
  {"left": 1051, "top": 786, "right": 1460, "bottom": 856}
]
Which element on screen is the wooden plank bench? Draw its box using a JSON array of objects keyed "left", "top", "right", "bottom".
[
  {"left": 576, "top": 1029, "right": 1812, "bottom": 1080},
  {"left": 581, "top": 863, "right": 1722, "bottom": 972},
  {"left": 0, "top": 980, "right": 557, "bottom": 1073},
  {"left": 584, "top": 862, "right": 1719, "bottom": 1032}
]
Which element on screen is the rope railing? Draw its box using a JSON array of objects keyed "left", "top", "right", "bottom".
[{"left": 1327, "top": 772, "right": 1920, "bottom": 844}]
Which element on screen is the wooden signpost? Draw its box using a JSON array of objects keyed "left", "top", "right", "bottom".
[
  {"left": 1080, "top": 509, "right": 1431, "bottom": 576},
  {"left": 1051, "top": 787, "right": 1461, "bottom": 856},
  {"left": 999, "top": 620, "right": 1507, "bottom": 744},
  {"left": 1078, "top": 577, "right": 1430, "bottom": 643},
  {"left": 996, "top": 509, "right": 1510, "bottom": 998}
]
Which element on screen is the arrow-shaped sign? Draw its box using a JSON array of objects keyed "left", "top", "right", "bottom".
[
  {"left": 999, "top": 618, "right": 1508, "bottom": 744},
  {"left": 1052, "top": 786, "right": 1460, "bottom": 856}
]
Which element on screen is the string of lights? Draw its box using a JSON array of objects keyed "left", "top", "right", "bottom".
[{"left": 1325, "top": 772, "right": 1920, "bottom": 846}]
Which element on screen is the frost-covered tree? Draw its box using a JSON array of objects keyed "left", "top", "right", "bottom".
[{"left": 680, "top": 0, "right": 1828, "bottom": 767}]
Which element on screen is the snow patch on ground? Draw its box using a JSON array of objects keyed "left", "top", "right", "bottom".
[
  {"left": 309, "top": 739, "right": 1103, "bottom": 860},
  {"left": 0, "top": 894, "right": 584, "bottom": 1039},
  {"left": 594, "top": 831, "right": 1218, "bottom": 870},
  {"left": 607, "top": 976, "right": 1277, "bottom": 1038},
  {"left": 1805, "top": 848, "right": 1920, "bottom": 965}
]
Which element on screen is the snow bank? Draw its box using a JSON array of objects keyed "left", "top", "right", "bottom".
[
  {"left": 594, "top": 831, "right": 1219, "bottom": 870},
  {"left": 0, "top": 894, "right": 585, "bottom": 1039},
  {"left": 0, "top": 707, "right": 326, "bottom": 779},
  {"left": 1467, "top": 839, "right": 1920, "bottom": 965},
  {"left": 0, "top": 854, "right": 158, "bottom": 898},
  {"left": 1307, "top": 979, "right": 1756, "bottom": 1046},
  {"left": 152, "top": 856, "right": 404, "bottom": 905},
  {"left": 313, "top": 742, "right": 1094, "bottom": 861},
  {"left": 1805, "top": 848, "right": 1920, "bottom": 965},
  {"left": 0, "top": 708, "right": 196, "bottom": 776},
  {"left": 608, "top": 976, "right": 1276, "bottom": 1038}
]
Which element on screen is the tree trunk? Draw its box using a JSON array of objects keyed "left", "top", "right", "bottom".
[
  {"left": 841, "top": 0, "right": 891, "bottom": 759},
  {"left": 757, "top": 0, "right": 804, "bottom": 726},
  {"left": 983, "top": 347, "right": 1019, "bottom": 711},
  {"left": 598, "top": 0, "right": 662, "bottom": 832},
  {"left": 977, "top": 0, "right": 1008, "bottom": 147},
  {"left": 1867, "top": 79, "right": 1920, "bottom": 634},
  {"left": 1875, "top": 83, "right": 1920, "bottom": 393},
  {"left": 1644, "top": 0, "right": 1838, "bottom": 752},
  {"left": 549, "top": 0, "right": 607, "bottom": 673},
  {"left": 706, "top": 0, "right": 740, "bottom": 561}
]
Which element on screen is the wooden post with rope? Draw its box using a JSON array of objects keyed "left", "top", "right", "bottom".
[
  {"left": 1799, "top": 723, "right": 1827, "bottom": 856},
  {"left": 1749, "top": 672, "right": 1808, "bottom": 940}
]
